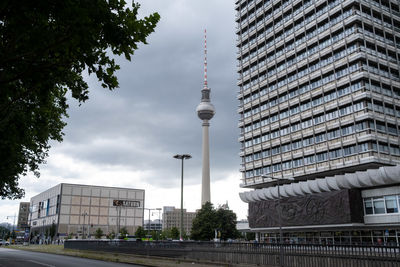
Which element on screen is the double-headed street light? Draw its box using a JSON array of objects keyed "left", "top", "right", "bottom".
[
  {"left": 144, "top": 208, "right": 162, "bottom": 238},
  {"left": 173, "top": 154, "right": 191, "bottom": 241}
]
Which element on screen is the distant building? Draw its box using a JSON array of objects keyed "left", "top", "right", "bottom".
[
  {"left": 236, "top": 220, "right": 249, "bottom": 233},
  {"left": 29, "top": 183, "right": 145, "bottom": 240},
  {"left": 162, "top": 206, "right": 196, "bottom": 236},
  {"left": 144, "top": 219, "right": 162, "bottom": 232},
  {"left": 17, "top": 202, "right": 30, "bottom": 230}
]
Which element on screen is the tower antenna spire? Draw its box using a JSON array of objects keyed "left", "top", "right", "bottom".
[{"left": 204, "top": 29, "right": 208, "bottom": 89}]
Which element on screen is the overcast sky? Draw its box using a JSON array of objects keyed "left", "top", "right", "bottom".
[{"left": 0, "top": 0, "right": 248, "bottom": 225}]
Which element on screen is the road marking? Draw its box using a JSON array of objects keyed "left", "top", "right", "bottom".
[{"left": 27, "top": 260, "right": 56, "bottom": 267}]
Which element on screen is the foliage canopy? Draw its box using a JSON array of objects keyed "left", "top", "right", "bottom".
[
  {"left": 191, "top": 202, "right": 240, "bottom": 241},
  {"left": 170, "top": 227, "right": 180, "bottom": 240},
  {"left": 119, "top": 226, "right": 129, "bottom": 237},
  {"left": 49, "top": 222, "right": 57, "bottom": 239},
  {"left": 0, "top": 0, "right": 160, "bottom": 199},
  {"left": 95, "top": 228, "right": 104, "bottom": 239},
  {"left": 135, "top": 226, "right": 146, "bottom": 239}
]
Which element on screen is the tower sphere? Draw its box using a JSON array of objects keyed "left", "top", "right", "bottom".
[{"left": 196, "top": 100, "right": 215, "bottom": 121}]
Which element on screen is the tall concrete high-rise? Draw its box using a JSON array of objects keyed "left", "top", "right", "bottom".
[
  {"left": 17, "top": 202, "right": 30, "bottom": 229},
  {"left": 236, "top": 0, "right": 400, "bottom": 244},
  {"left": 196, "top": 29, "right": 215, "bottom": 205}
]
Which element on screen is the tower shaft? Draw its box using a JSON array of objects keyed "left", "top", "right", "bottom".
[
  {"left": 201, "top": 120, "right": 211, "bottom": 205},
  {"left": 196, "top": 29, "right": 215, "bottom": 207}
]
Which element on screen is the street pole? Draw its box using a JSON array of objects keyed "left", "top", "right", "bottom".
[
  {"left": 261, "top": 175, "right": 294, "bottom": 267},
  {"left": 82, "top": 212, "right": 88, "bottom": 239},
  {"left": 180, "top": 157, "right": 184, "bottom": 240},
  {"left": 173, "top": 154, "right": 191, "bottom": 241},
  {"left": 276, "top": 177, "right": 284, "bottom": 267},
  {"left": 117, "top": 206, "right": 121, "bottom": 238},
  {"left": 148, "top": 209, "right": 151, "bottom": 237},
  {"left": 7, "top": 214, "right": 17, "bottom": 244},
  {"left": 156, "top": 208, "right": 161, "bottom": 240},
  {"left": 87, "top": 217, "right": 90, "bottom": 239},
  {"left": 276, "top": 178, "right": 283, "bottom": 244}
]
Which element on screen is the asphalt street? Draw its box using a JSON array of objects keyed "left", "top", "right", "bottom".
[{"left": 0, "top": 248, "right": 144, "bottom": 267}]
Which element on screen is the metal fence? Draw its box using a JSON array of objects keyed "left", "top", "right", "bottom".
[{"left": 64, "top": 240, "right": 400, "bottom": 267}]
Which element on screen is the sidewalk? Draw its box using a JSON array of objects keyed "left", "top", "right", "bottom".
[{"left": 9, "top": 244, "right": 261, "bottom": 267}]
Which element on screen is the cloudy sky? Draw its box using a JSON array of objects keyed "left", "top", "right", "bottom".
[{"left": 0, "top": 0, "right": 248, "bottom": 225}]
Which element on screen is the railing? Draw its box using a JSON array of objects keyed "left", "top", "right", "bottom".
[{"left": 65, "top": 240, "right": 400, "bottom": 266}]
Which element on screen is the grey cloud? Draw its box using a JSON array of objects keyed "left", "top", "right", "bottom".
[{"left": 40, "top": 0, "right": 239, "bottom": 188}]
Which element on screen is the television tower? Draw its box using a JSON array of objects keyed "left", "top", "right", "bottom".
[{"left": 196, "top": 29, "right": 215, "bottom": 206}]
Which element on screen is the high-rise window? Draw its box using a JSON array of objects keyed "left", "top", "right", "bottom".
[{"left": 236, "top": 0, "right": 400, "bottom": 188}]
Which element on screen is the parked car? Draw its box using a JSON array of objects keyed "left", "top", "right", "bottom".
[{"left": 0, "top": 240, "right": 10, "bottom": 246}]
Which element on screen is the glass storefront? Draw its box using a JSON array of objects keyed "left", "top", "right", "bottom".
[{"left": 259, "top": 229, "right": 400, "bottom": 245}]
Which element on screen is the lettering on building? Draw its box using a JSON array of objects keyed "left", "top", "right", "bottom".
[{"left": 113, "top": 200, "right": 140, "bottom": 208}]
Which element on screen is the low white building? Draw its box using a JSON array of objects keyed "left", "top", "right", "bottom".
[
  {"left": 144, "top": 219, "right": 162, "bottom": 232},
  {"left": 29, "top": 183, "right": 145, "bottom": 240}
]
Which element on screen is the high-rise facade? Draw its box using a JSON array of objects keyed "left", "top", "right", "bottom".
[
  {"left": 236, "top": 0, "right": 400, "bottom": 244},
  {"left": 17, "top": 202, "right": 30, "bottom": 230}
]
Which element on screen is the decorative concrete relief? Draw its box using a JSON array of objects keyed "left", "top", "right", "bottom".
[{"left": 249, "top": 189, "right": 363, "bottom": 228}]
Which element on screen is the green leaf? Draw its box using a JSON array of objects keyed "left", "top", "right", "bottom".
[{"left": 0, "top": 0, "right": 160, "bottom": 199}]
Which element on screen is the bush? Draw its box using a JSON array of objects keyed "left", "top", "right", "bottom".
[{"left": 95, "top": 228, "right": 103, "bottom": 239}]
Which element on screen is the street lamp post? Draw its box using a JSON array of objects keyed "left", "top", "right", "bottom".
[
  {"left": 82, "top": 211, "right": 88, "bottom": 239},
  {"left": 148, "top": 209, "right": 151, "bottom": 236},
  {"left": 261, "top": 175, "right": 294, "bottom": 267},
  {"left": 154, "top": 208, "right": 162, "bottom": 239},
  {"left": 6, "top": 214, "right": 17, "bottom": 244},
  {"left": 173, "top": 154, "right": 191, "bottom": 241}
]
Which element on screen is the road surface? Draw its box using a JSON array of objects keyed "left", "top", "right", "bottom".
[{"left": 0, "top": 248, "right": 144, "bottom": 267}]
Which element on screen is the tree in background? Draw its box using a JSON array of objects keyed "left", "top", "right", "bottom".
[
  {"left": 159, "top": 229, "right": 170, "bottom": 240},
  {"left": 45, "top": 228, "right": 49, "bottom": 240},
  {"left": 119, "top": 227, "right": 129, "bottom": 238},
  {"left": 135, "top": 226, "right": 146, "bottom": 239},
  {"left": 149, "top": 230, "right": 159, "bottom": 240},
  {"left": 95, "top": 228, "right": 103, "bottom": 239},
  {"left": 243, "top": 232, "right": 256, "bottom": 241},
  {"left": 182, "top": 232, "right": 189, "bottom": 240},
  {"left": 215, "top": 206, "right": 240, "bottom": 240},
  {"left": 0, "top": 226, "right": 10, "bottom": 239},
  {"left": 10, "top": 230, "right": 16, "bottom": 241},
  {"left": 67, "top": 232, "right": 74, "bottom": 240},
  {"left": 49, "top": 222, "right": 57, "bottom": 241},
  {"left": 170, "top": 227, "right": 180, "bottom": 240},
  {"left": 191, "top": 202, "right": 240, "bottom": 241},
  {"left": 191, "top": 202, "right": 217, "bottom": 241},
  {"left": 0, "top": 0, "right": 160, "bottom": 199}
]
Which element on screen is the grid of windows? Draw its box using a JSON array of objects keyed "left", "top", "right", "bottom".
[
  {"left": 236, "top": 0, "right": 400, "bottom": 187},
  {"left": 245, "top": 142, "right": 373, "bottom": 178}
]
